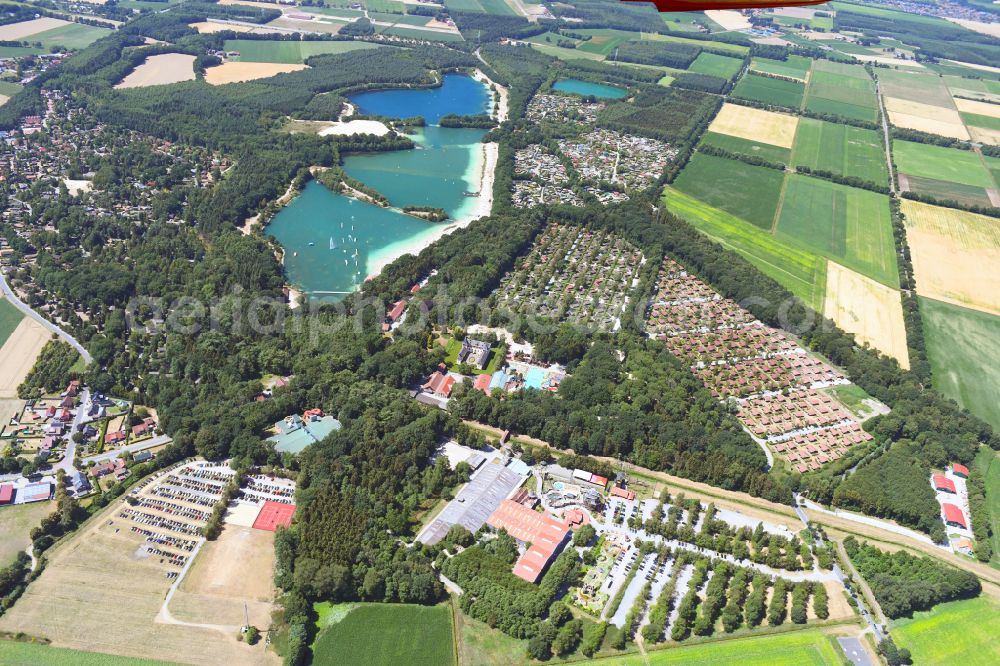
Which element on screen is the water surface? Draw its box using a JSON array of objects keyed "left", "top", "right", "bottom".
[{"left": 552, "top": 78, "right": 627, "bottom": 99}]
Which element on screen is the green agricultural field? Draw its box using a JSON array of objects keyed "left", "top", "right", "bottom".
[
  {"left": 0, "top": 641, "right": 183, "bottom": 665},
  {"left": 662, "top": 187, "right": 827, "bottom": 309},
  {"left": 962, "top": 112, "right": 1000, "bottom": 132},
  {"left": 893, "top": 596, "right": 1000, "bottom": 666},
  {"left": 477, "top": 0, "right": 517, "bottom": 16},
  {"left": 444, "top": 0, "right": 485, "bottom": 12},
  {"left": 700, "top": 132, "right": 791, "bottom": 165},
  {"left": 311, "top": 603, "right": 455, "bottom": 666},
  {"left": 894, "top": 140, "right": 997, "bottom": 206},
  {"left": 793, "top": 118, "right": 887, "bottom": 184},
  {"left": 572, "top": 29, "right": 637, "bottom": 56},
  {"left": 0, "top": 500, "right": 52, "bottom": 567},
  {"left": 0, "top": 81, "right": 22, "bottom": 96},
  {"left": 0, "top": 296, "right": 23, "bottom": 347},
  {"left": 381, "top": 25, "right": 465, "bottom": 42},
  {"left": 672, "top": 153, "right": 786, "bottom": 230},
  {"left": 921, "top": 297, "right": 1000, "bottom": 430},
  {"left": 750, "top": 56, "right": 810, "bottom": 81},
  {"left": 974, "top": 447, "right": 1000, "bottom": 564},
  {"left": 878, "top": 68, "right": 954, "bottom": 107},
  {"left": 592, "top": 628, "right": 845, "bottom": 665},
  {"left": 776, "top": 175, "right": 898, "bottom": 288},
  {"left": 732, "top": 73, "right": 805, "bottom": 109},
  {"left": 805, "top": 63, "right": 878, "bottom": 122},
  {"left": 642, "top": 32, "right": 749, "bottom": 55},
  {"left": 224, "top": 39, "right": 384, "bottom": 64},
  {"left": 30, "top": 23, "right": 112, "bottom": 51},
  {"left": 688, "top": 52, "right": 743, "bottom": 80}
]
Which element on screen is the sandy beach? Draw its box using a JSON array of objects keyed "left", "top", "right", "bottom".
[{"left": 473, "top": 68, "right": 510, "bottom": 123}]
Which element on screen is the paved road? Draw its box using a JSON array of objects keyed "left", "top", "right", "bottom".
[
  {"left": 801, "top": 498, "right": 944, "bottom": 549},
  {"left": 53, "top": 387, "right": 90, "bottom": 476},
  {"left": 839, "top": 636, "right": 874, "bottom": 666},
  {"left": 83, "top": 434, "right": 171, "bottom": 464},
  {"left": 0, "top": 269, "right": 93, "bottom": 364}
]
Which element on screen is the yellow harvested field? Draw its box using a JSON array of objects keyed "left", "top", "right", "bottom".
[
  {"left": 969, "top": 125, "right": 1000, "bottom": 146},
  {"left": 705, "top": 9, "right": 751, "bottom": 31},
  {"left": 954, "top": 97, "right": 1000, "bottom": 118},
  {"left": 0, "top": 95, "right": 8, "bottom": 107},
  {"left": 204, "top": 61, "right": 307, "bottom": 85},
  {"left": 189, "top": 21, "right": 279, "bottom": 35},
  {"left": 823, "top": 261, "right": 910, "bottom": 369},
  {"left": 707, "top": 103, "right": 799, "bottom": 149},
  {"left": 173, "top": 526, "right": 275, "bottom": 628},
  {"left": 885, "top": 97, "right": 970, "bottom": 141},
  {"left": 945, "top": 17, "right": 1000, "bottom": 39},
  {"left": 0, "top": 504, "right": 277, "bottom": 665},
  {"left": 901, "top": 199, "right": 1000, "bottom": 316},
  {"left": 114, "top": 53, "right": 197, "bottom": 89},
  {"left": 0, "top": 17, "right": 70, "bottom": 41},
  {"left": 0, "top": 318, "right": 50, "bottom": 398}
]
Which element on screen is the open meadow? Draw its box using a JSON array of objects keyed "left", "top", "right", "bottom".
[
  {"left": 750, "top": 55, "right": 811, "bottom": 82},
  {"left": 901, "top": 200, "right": 1000, "bottom": 315},
  {"left": 775, "top": 175, "right": 897, "bottom": 288},
  {"left": 921, "top": 297, "right": 1000, "bottom": 430},
  {"left": 823, "top": 261, "right": 909, "bottom": 369},
  {"left": 804, "top": 60, "right": 878, "bottom": 123},
  {"left": 0, "top": 318, "right": 50, "bottom": 398},
  {"left": 0, "top": 642, "right": 185, "bottom": 665},
  {"left": 892, "top": 596, "right": 1000, "bottom": 666},
  {"left": 688, "top": 52, "right": 743, "bottom": 80},
  {"left": 591, "top": 629, "right": 847, "bottom": 666},
  {"left": 0, "top": 500, "right": 54, "bottom": 567},
  {"left": 204, "top": 61, "right": 307, "bottom": 85},
  {"left": 732, "top": 73, "right": 805, "bottom": 109},
  {"left": 224, "top": 39, "right": 384, "bottom": 64},
  {"left": 793, "top": 118, "right": 887, "bottom": 185},
  {"left": 115, "top": 54, "right": 197, "bottom": 89},
  {"left": 894, "top": 140, "right": 998, "bottom": 207},
  {"left": 310, "top": 603, "right": 454, "bottom": 666}
]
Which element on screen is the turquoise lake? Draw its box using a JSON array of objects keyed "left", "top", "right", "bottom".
[
  {"left": 267, "top": 74, "right": 490, "bottom": 298},
  {"left": 552, "top": 78, "right": 627, "bottom": 99}
]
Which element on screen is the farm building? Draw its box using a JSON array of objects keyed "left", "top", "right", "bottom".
[
  {"left": 942, "top": 503, "right": 968, "bottom": 529},
  {"left": 933, "top": 474, "right": 957, "bottom": 494},
  {"left": 487, "top": 500, "right": 571, "bottom": 583},
  {"left": 21, "top": 481, "right": 52, "bottom": 503},
  {"left": 417, "top": 461, "right": 526, "bottom": 546},
  {"left": 951, "top": 463, "right": 969, "bottom": 479},
  {"left": 0, "top": 483, "right": 13, "bottom": 505}
]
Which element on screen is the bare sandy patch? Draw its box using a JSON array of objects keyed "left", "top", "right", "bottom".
[
  {"left": 0, "top": 318, "right": 50, "bottom": 398},
  {"left": 954, "top": 97, "right": 1000, "bottom": 118},
  {"left": 204, "top": 61, "right": 307, "bottom": 85},
  {"left": 189, "top": 21, "right": 279, "bottom": 35},
  {"left": 773, "top": 6, "right": 816, "bottom": 19},
  {"left": 63, "top": 179, "right": 92, "bottom": 196},
  {"left": 269, "top": 16, "right": 344, "bottom": 34},
  {"left": 823, "top": 261, "right": 909, "bottom": 369},
  {"left": 705, "top": 9, "right": 751, "bottom": 31},
  {"left": 885, "top": 97, "right": 970, "bottom": 141},
  {"left": 945, "top": 17, "right": 1000, "bottom": 39},
  {"left": 901, "top": 199, "right": 1000, "bottom": 316},
  {"left": 0, "top": 17, "right": 70, "bottom": 41},
  {"left": 969, "top": 125, "right": 1000, "bottom": 146},
  {"left": 708, "top": 103, "right": 799, "bottom": 149},
  {"left": 0, "top": 95, "right": 8, "bottom": 107},
  {"left": 177, "top": 526, "right": 275, "bottom": 611},
  {"left": 855, "top": 55, "right": 925, "bottom": 68},
  {"left": 318, "top": 119, "right": 389, "bottom": 137},
  {"left": 115, "top": 53, "right": 197, "bottom": 89}
]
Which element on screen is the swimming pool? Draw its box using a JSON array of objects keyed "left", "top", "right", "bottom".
[{"left": 525, "top": 367, "right": 546, "bottom": 390}]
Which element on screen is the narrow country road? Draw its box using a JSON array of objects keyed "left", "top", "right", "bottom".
[
  {"left": 83, "top": 433, "right": 172, "bottom": 465},
  {"left": 0, "top": 269, "right": 93, "bottom": 365},
  {"left": 875, "top": 79, "right": 897, "bottom": 196}
]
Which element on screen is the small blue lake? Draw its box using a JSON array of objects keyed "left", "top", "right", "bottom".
[
  {"left": 552, "top": 78, "right": 627, "bottom": 99},
  {"left": 267, "top": 73, "right": 491, "bottom": 299}
]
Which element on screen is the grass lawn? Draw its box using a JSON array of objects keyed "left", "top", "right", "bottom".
[
  {"left": 700, "top": 132, "right": 791, "bottom": 165},
  {"left": 921, "top": 297, "right": 1000, "bottom": 430},
  {"left": 456, "top": 607, "right": 531, "bottom": 666},
  {"left": 443, "top": 337, "right": 501, "bottom": 375},
  {"left": 662, "top": 187, "right": 827, "bottom": 310},
  {"left": 824, "top": 384, "right": 879, "bottom": 420},
  {"left": 688, "top": 52, "right": 743, "bottom": 80},
  {"left": 311, "top": 603, "right": 455, "bottom": 666},
  {"left": 892, "top": 596, "right": 1000, "bottom": 666},
  {"left": 0, "top": 641, "right": 184, "bottom": 665},
  {"left": 592, "top": 629, "right": 845, "bottom": 665},
  {"left": 792, "top": 118, "right": 887, "bottom": 185},
  {"left": 0, "top": 501, "right": 53, "bottom": 567},
  {"left": 671, "top": 153, "right": 786, "bottom": 230},
  {"left": 732, "top": 74, "right": 805, "bottom": 110},
  {"left": 973, "top": 447, "right": 1000, "bottom": 566},
  {"left": 776, "top": 175, "right": 897, "bottom": 288},
  {"left": 224, "top": 39, "right": 383, "bottom": 64},
  {"left": 0, "top": 296, "right": 24, "bottom": 347}
]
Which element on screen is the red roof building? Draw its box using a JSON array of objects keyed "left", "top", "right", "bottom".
[
  {"left": 610, "top": 485, "right": 636, "bottom": 501},
  {"left": 473, "top": 374, "right": 492, "bottom": 393},
  {"left": 422, "top": 372, "right": 455, "bottom": 398},
  {"left": 933, "top": 474, "right": 956, "bottom": 494},
  {"left": 590, "top": 474, "right": 608, "bottom": 488},
  {"left": 942, "top": 503, "right": 967, "bottom": 529},
  {"left": 487, "top": 500, "right": 570, "bottom": 583},
  {"left": 0, "top": 484, "right": 13, "bottom": 505},
  {"left": 387, "top": 299, "right": 407, "bottom": 322},
  {"left": 951, "top": 463, "right": 969, "bottom": 478}
]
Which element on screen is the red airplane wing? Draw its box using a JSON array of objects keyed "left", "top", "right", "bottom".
[{"left": 626, "top": 0, "right": 829, "bottom": 11}]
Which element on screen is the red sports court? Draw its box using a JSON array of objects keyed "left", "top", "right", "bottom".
[{"left": 252, "top": 501, "right": 296, "bottom": 531}]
